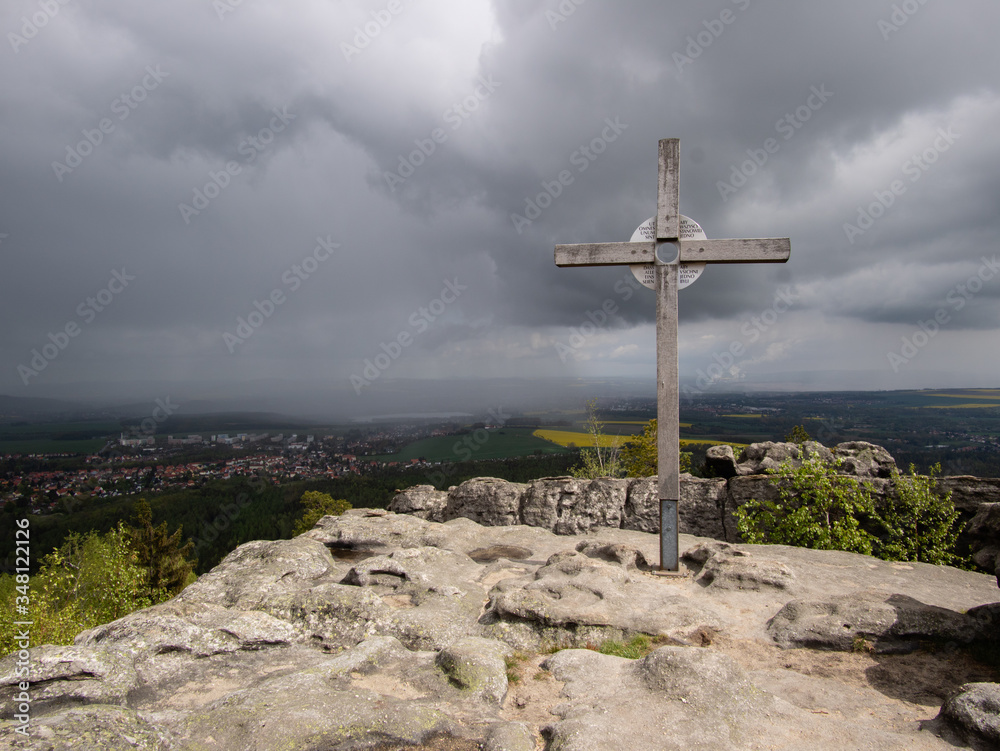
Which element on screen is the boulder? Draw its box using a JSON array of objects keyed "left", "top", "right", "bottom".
[
  {"left": 767, "top": 590, "right": 993, "bottom": 653},
  {"left": 679, "top": 475, "right": 727, "bottom": 539},
  {"left": 736, "top": 441, "right": 832, "bottom": 475},
  {"left": 520, "top": 477, "right": 628, "bottom": 534},
  {"left": 176, "top": 535, "right": 341, "bottom": 610},
  {"left": 693, "top": 547, "right": 796, "bottom": 592},
  {"left": 966, "top": 502, "right": 1000, "bottom": 585},
  {"left": 623, "top": 476, "right": 658, "bottom": 533},
  {"left": 704, "top": 443, "right": 738, "bottom": 478},
  {"left": 484, "top": 722, "right": 536, "bottom": 751},
  {"left": 618, "top": 475, "right": 728, "bottom": 539},
  {"left": 435, "top": 637, "right": 511, "bottom": 704},
  {"left": 484, "top": 550, "right": 723, "bottom": 650},
  {"left": 937, "top": 682, "right": 1000, "bottom": 747},
  {"left": 444, "top": 477, "right": 527, "bottom": 526},
  {"left": 388, "top": 483, "right": 448, "bottom": 521},
  {"left": 574, "top": 540, "right": 652, "bottom": 571},
  {"left": 833, "top": 441, "right": 897, "bottom": 478}
]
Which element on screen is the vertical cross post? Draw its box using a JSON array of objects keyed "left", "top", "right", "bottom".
[
  {"left": 554, "top": 137, "right": 790, "bottom": 572},
  {"left": 656, "top": 138, "right": 681, "bottom": 571}
]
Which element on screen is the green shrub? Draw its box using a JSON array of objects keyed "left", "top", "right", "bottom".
[
  {"left": 619, "top": 419, "right": 692, "bottom": 478},
  {"left": 874, "top": 463, "right": 964, "bottom": 566},
  {"left": 0, "top": 524, "right": 169, "bottom": 656},
  {"left": 736, "top": 455, "right": 966, "bottom": 566},
  {"left": 292, "top": 491, "right": 352, "bottom": 535},
  {"left": 735, "top": 454, "right": 877, "bottom": 555}
]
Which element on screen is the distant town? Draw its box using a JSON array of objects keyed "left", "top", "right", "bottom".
[
  {"left": 4, "top": 388, "right": 1000, "bottom": 517},
  {"left": 0, "top": 420, "right": 503, "bottom": 515}
]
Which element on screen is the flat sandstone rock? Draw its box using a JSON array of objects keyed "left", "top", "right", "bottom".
[{"left": 2, "top": 512, "right": 999, "bottom": 750}]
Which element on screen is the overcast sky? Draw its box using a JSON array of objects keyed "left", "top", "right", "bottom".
[{"left": 2, "top": 0, "right": 999, "bottom": 412}]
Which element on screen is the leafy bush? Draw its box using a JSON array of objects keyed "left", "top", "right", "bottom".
[
  {"left": 618, "top": 419, "right": 691, "bottom": 478},
  {"left": 0, "top": 524, "right": 170, "bottom": 656},
  {"left": 735, "top": 454, "right": 877, "bottom": 555},
  {"left": 874, "top": 463, "right": 963, "bottom": 566},
  {"left": 292, "top": 491, "right": 352, "bottom": 535},
  {"left": 785, "top": 425, "right": 812, "bottom": 444},
  {"left": 736, "top": 453, "right": 966, "bottom": 566}
]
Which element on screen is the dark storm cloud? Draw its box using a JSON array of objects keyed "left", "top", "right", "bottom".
[{"left": 1, "top": 0, "right": 999, "bottom": 404}]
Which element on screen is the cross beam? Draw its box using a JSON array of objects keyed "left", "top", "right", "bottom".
[{"left": 554, "top": 138, "right": 790, "bottom": 572}]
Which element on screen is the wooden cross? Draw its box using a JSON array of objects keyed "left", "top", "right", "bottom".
[{"left": 554, "top": 138, "right": 791, "bottom": 572}]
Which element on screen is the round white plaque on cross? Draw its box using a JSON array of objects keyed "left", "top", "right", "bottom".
[{"left": 629, "top": 215, "right": 707, "bottom": 290}]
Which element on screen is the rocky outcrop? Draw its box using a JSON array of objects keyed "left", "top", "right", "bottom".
[
  {"left": 4, "top": 510, "right": 999, "bottom": 750},
  {"left": 767, "top": 592, "right": 1000, "bottom": 653},
  {"left": 736, "top": 440, "right": 835, "bottom": 475},
  {"left": 967, "top": 503, "right": 1000, "bottom": 585},
  {"left": 387, "top": 483, "right": 448, "bottom": 521},
  {"left": 394, "top": 442, "right": 999, "bottom": 575}
]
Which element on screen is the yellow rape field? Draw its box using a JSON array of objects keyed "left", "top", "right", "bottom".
[{"left": 533, "top": 430, "right": 623, "bottom": 448}]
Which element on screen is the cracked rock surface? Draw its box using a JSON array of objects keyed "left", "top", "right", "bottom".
[{"left": 2, "top": 509, "right": 999, "bottom": 750}]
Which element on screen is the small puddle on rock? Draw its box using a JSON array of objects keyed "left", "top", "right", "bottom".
[{"left": 325, "top": 545, "right": 377, "bottom": 563}]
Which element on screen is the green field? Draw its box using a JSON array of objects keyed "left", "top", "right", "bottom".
[
  {"left": 0, "top": 438, "right": 110, "bottom": 454},
  {"left": 881, "top": 389, "right": 1000, "bottom": 409},
  {"left": 372, "top": 427, "right": 571, "bottom": 463},
  {"left": 0, "top": 420, "right": 120, "bottom": 455}
]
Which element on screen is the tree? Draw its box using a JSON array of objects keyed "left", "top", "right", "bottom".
[
  {"left": 292, "top": 491, "right": 352, "bottom": 535},
  {"left": 0, "top": 525, "right": 164, "bottom": 655},
  {"left": 570, "top": 400, "right": 624, "bottom": 479},
  {"left": 785, "top": 425, "right": 812, "bottom": 444},
  {"left": 874, "top": 463, "right": 963, "bottom": 565},
  {"left": 620, "top": 419, "right": 692, "bottom": 477},
  {"left": 127, "top": 499, "right": 197, "bottom": 598},
  {"left": 735, "top": 454, "right": 877, "bottom": 555}
]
